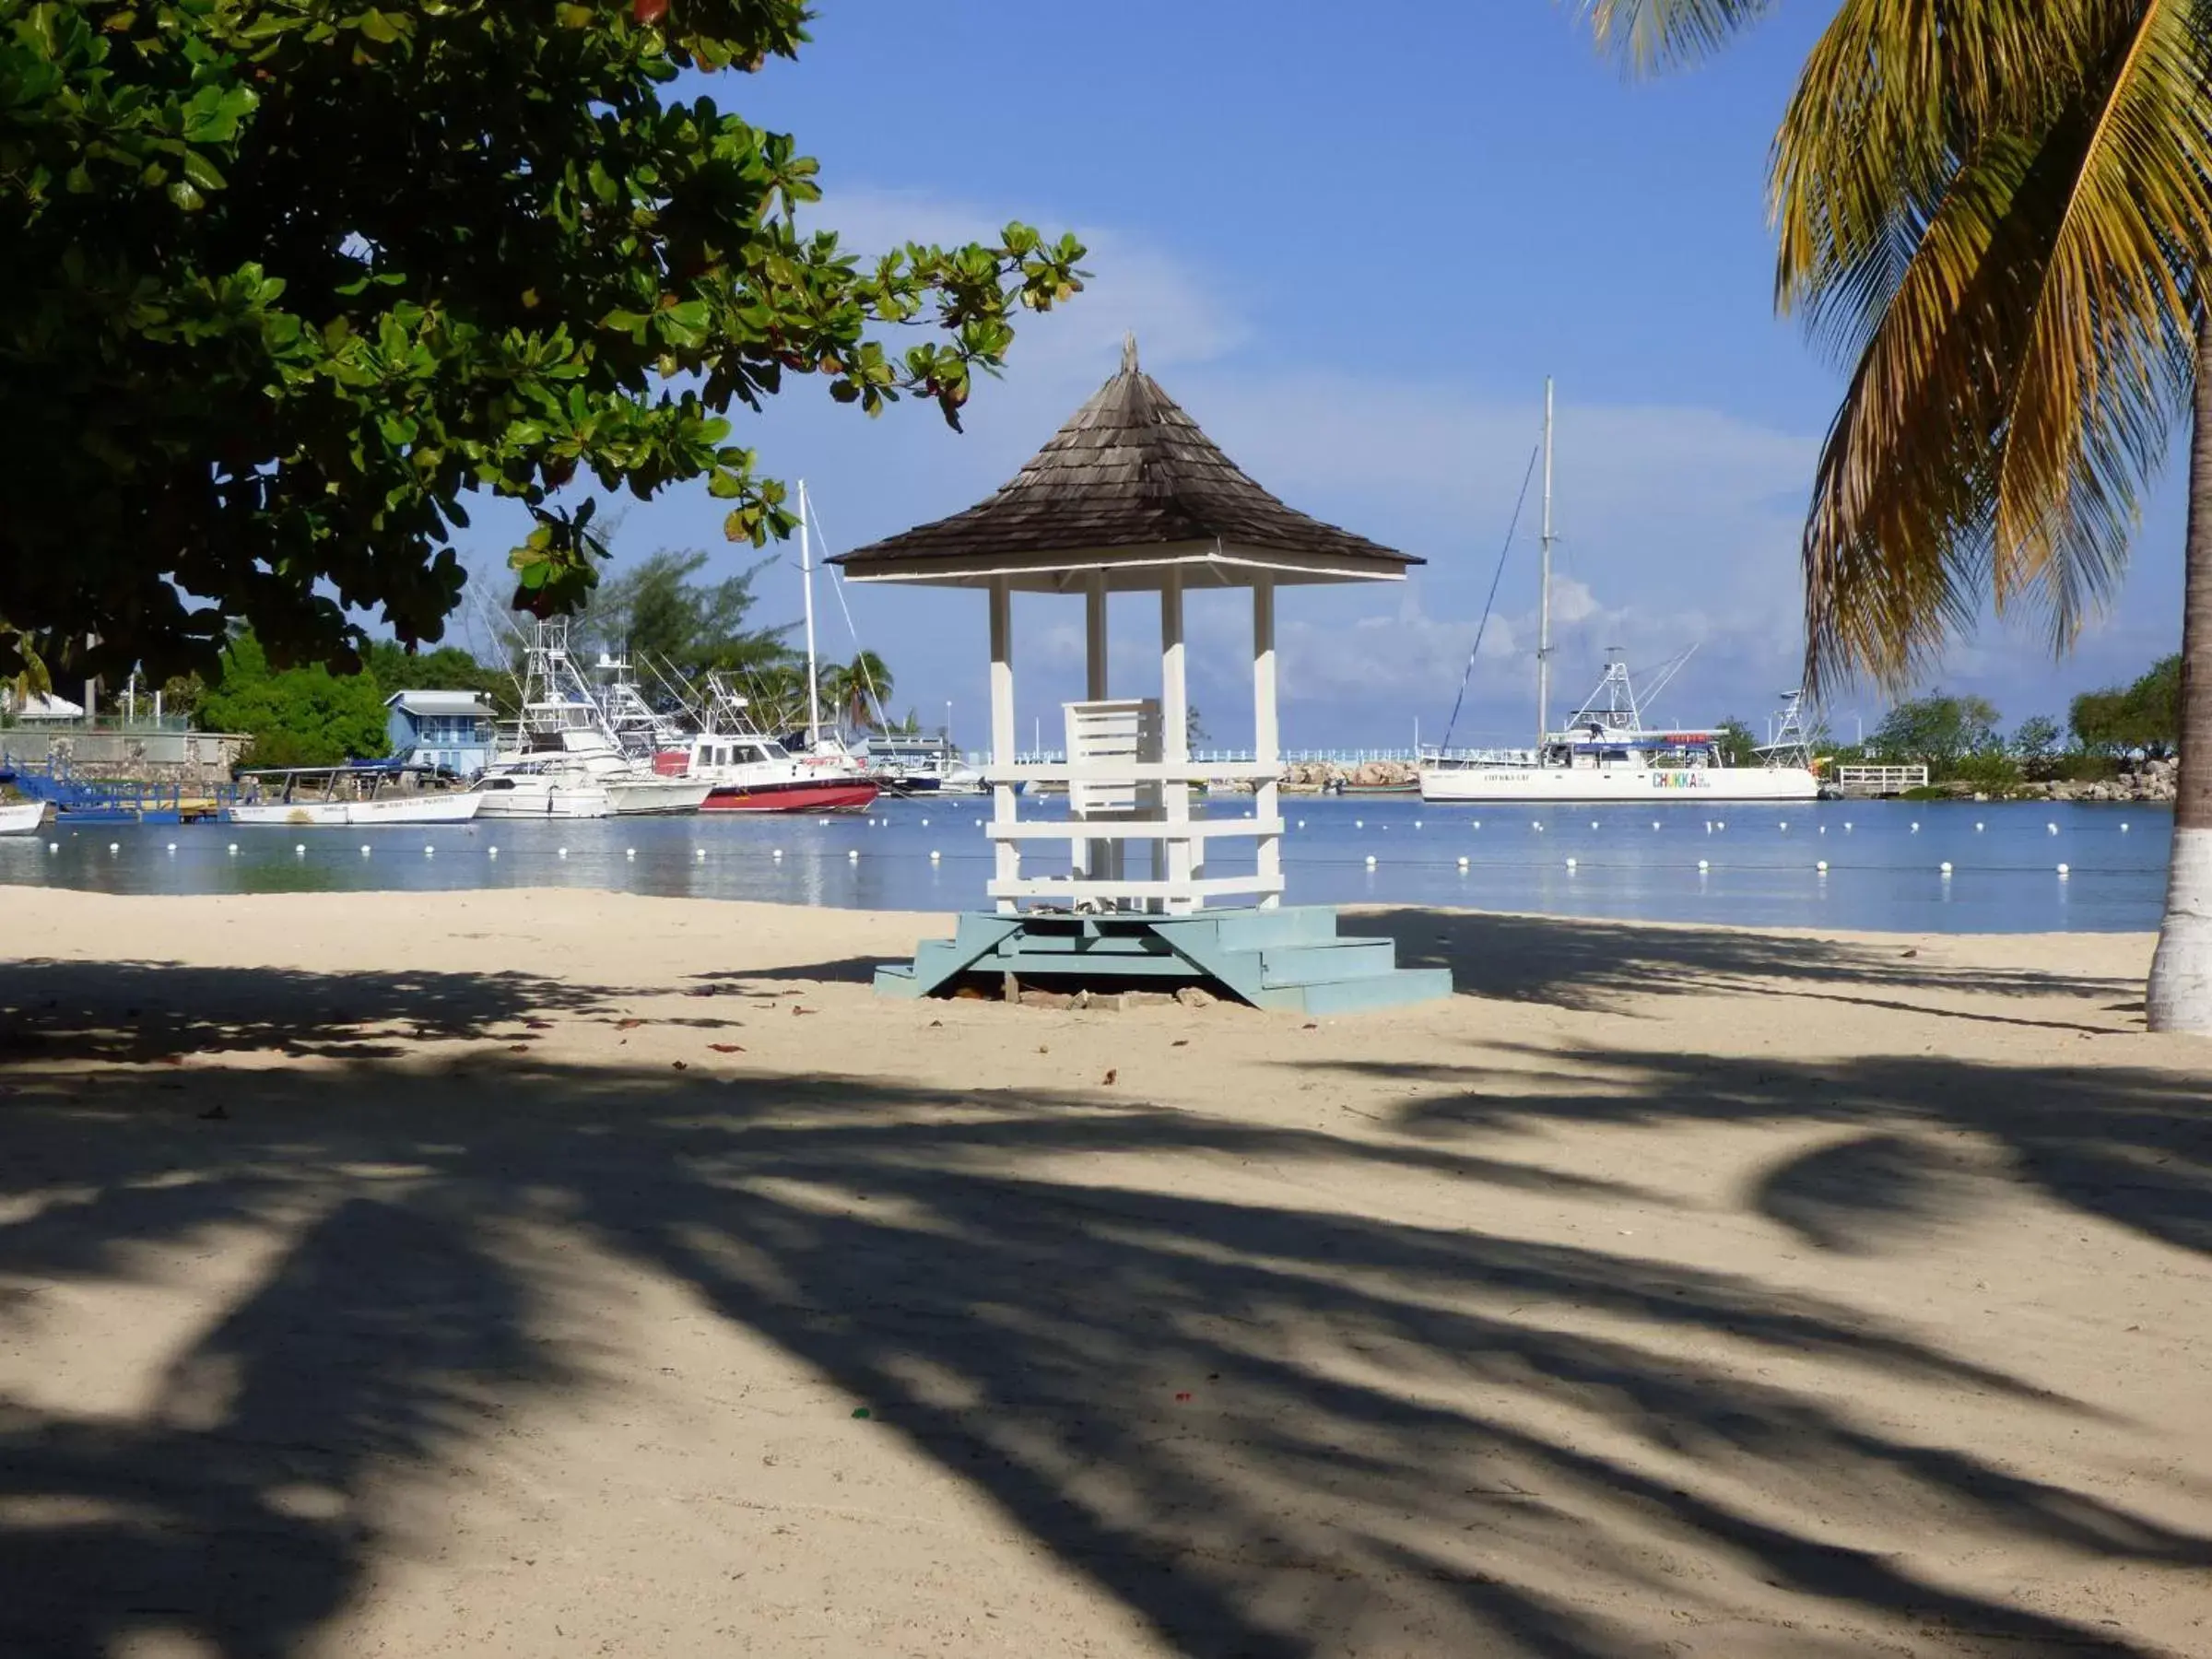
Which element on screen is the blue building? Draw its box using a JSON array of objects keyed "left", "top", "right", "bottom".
[{"left": 384, "top": 690, "right": 498, "bottom": 777}]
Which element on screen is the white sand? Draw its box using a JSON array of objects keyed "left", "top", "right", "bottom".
[{"left": 1, "top": 888, "right": 2208, "bottom": 1657}]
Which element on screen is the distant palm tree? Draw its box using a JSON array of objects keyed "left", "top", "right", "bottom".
[
  {"left": 1577, "top": 0, "right": 2212, "bottom": 1030},
  {"left": 818, "top": 650, "right": 894, "bottom": 733},
  {"left": 745, "top": 662, "right": 811, "bottom": 736}
]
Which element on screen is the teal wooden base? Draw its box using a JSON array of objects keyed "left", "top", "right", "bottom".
[{"left": 874, "top": 906, "right": 1453, "bottom": 1016}]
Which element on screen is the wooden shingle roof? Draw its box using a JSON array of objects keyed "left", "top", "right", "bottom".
[{"left": 830, "top": 338, "right": 1416, "bottom": 582}]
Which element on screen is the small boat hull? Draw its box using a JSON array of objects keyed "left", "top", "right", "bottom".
[
  {"left": 606, "top": 778, "right": 713, "bottom": 816},
  {"left": 700, "top": 780, "right": 880, "bottom": 814},
  {"left": 474, "top": 790, "right": 612, "bottom": 818},
  {"left": 0, "top": 798, "right": 47, "bottom": 835},
  {"left": 231, "top": 794, "right": 485, "bottom": 826}
]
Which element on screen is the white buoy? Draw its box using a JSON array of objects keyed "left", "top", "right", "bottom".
[
  {"left": 108, "top": 841, "right": 119, "bottom": 853},
  {"left": 1457, "top": 855, "right": 1469, "bottom": 868},
  {"left": 1652, "top": 820, "right": 1661, "bottom": 830},
  {"left": 1975, "top": 822, "right": 1984, "bottom": 831},
  {"left": 1364, "top": 853, "right": 1376, "bottom": 867},
  {"left": 694, "top": 847, "right": 705, "bottom": 860},
  {"left": 625, "top": 848, "right": 637, "bottom": 860},
  {"left": 1534, "top": 820, "right": 1544, "bottom": 832},
  {"left": 2047, "top": 822, "right": 2059, "bottom": 835},
  {"left": 1355, "top": 818, "right": 1364, "bottom": 829},
  {"left": 1590, "top": 819, "right": 1598, "bottom": 830},
  {"left": 166, "top": 841, "right": 177, "bottom": 853},
  {"left": 294, "top": 843, "right": 306, "bottom": 855},
  {"left": 488, "top": 847, "right": 500, "bottom": 858},
  {"left": 1698, "top": 859, "right": 1709, "bottom": 871},
  {"left": 817, "top": 818, "right": 830, "bottom": 827},
  {"left": 1717, "top": 819, "right": 1726, "bottom": 830},
  {"left": 557, "top": 847, "right": 568, "bottom": 859},
  {"left": 1818, "top": 825, "right": 1827, "bottom": 835},
  {"left": 1472, "top": 819, "right": 1481, "bottom": 829},
  {"left": 929, "top": 849, "right": 941, "bottom": 862},
  {"left": 359, "top": 844, "right": 371, "bottom": 856},
  {"left": 48, "top": 841, "right": 58, "bottom": 853},
  {"left": 1297, "top": 818, "right": 1307, "bottom": 829},
  {"left": 1566, "top": 856, "right": 1578, "bottom": 869},
  {"left": 2122, "top": 822, "right": 2131, "bottom": 832},
  {"left": 920, "top": 818, "right": 929, "bottom": 827},
  {"left": 1940, "top": 862, "right": 1952, "bottom": 875},
  {"left": 2057, "top": 863, "right": 2070, "bottom": 877},
  {"left": 1911, "top": 822, "right": 1920, "bottom": 832},
  {"left": 772, "top": 848, "right": 783, "bottom": 859},
  {"left": 226, "top": 842, "right": 237, "bottom": 855},
  {"left": 1845, "top": 821, "right": 1853, "bottom": 831},
  {"left": 1779, "top": 822, "right": 1788, "bottom": 831},
  {"left": 1817, "top": 861, "right": 1828, "bottom": 873},
  {"left": 1414, "top": 819, "right": 1423, "bottom": 829},
  {"left": 847, "top": 848, "right": 859, "bottom": 861},
  {"left": 424, "top": 844, "right": 434, "bottom": 856}
]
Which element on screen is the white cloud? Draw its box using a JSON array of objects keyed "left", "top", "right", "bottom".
[{"left": 811, "top": 187, "right": 1249, "bottom": 378}]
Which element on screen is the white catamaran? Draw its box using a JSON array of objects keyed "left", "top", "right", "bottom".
[{"left": 1418, "top": 379, "right": 1822, "bottom": 806}]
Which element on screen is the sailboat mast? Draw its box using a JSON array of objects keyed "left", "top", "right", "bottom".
[
  {"left": 1535, "top": 377, "right": 1555, "bottom": 747},
  {"left": 799, "top": 478, "right": 822, "bottom": 750}
]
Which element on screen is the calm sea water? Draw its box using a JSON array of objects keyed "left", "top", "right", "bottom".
[{"left": 0, "top": 796, "right": 2169, "bottom": 933}]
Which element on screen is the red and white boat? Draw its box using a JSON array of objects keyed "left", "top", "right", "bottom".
[
  {"left": 676, "top": 731, "right": 879, "bottom": 814},
  {"left": 666, "top": 672, "right": 879, "bottom": 814}
]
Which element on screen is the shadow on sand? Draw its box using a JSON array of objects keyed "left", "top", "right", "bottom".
[{"left": 2, "top": 954, "right": 2206, "bottom": 1657}]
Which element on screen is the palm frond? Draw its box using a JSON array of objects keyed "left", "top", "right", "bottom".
[
  {"left": 1780, "top": 0, "right": 2212, "bottom": 689},
  {"left": 1985, "top": 0, "right": 2212, "bottom": 641},
  {"left": 1576, "top": 0, "right": 1783, "bottom": 74}
]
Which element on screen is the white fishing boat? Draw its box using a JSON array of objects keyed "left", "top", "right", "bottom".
[
  {"left": 1418, "top": 379, "right": 1821, "bottom": 806},
  {"left": 229, "top": 764, "right": 486, "bottom": 825},
  {"left": 1, "top": 797, "right": 46, "bottom": 835},
  {"left": 498, "top": 621, "right": 712, "bottom": 815},
  {"left": 468, "top": 755, "right": 613, "bottom": 818}
]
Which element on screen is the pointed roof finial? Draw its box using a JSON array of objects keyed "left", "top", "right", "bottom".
[{"left": 1121, "top": 332, "right": 1139, "bottom": 374}]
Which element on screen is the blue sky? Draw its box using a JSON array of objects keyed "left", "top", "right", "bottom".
[{"left": 449, "top": 2, "right": 2189, "bottom": 750}]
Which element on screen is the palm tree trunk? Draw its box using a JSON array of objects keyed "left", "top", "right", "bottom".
[{"left": 2146, "top": 310, "right": 2212, "bottom": 1031}]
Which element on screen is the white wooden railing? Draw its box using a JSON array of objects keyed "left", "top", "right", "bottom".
[{"left": 984, "top": 699, "right": 1284, "bottom": 915}]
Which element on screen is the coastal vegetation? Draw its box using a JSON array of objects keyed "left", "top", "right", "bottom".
[
  {"left": 0, "top": 0, "right": 1082, "bottom": 691},
  {"left": 1582, "top": 1, "right": 2212, "bottom": 1029}
]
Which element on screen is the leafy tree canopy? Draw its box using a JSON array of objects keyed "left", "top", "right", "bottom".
[
  {"left": 1872, "top": 693, "right": 2003, "bottom": 770},
  {"left": 0, "top": 1, "right": 1083, "bottom": 685},
  {"left": 198, "top": 629, "right": 390, "bottom": 766},
  {"left": 2010, "top": 714, "right": 2062, "bottom": 762},
  {"left": 2070, "top": 653, "right": 2182, "bottom": 758},
  {"left": 576, "top": 547, "right": 792, "bottom": 686},
  {"left": 1712, "top": 718, "right": 1759, "bottom": 769}
]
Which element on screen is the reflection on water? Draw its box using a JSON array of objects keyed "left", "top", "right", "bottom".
[{"left": 0, "top": 797, "right": 2169, "bottom": 934}]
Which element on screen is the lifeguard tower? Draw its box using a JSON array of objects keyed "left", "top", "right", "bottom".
[{"left": 833, "top": 338, "right": 1452, "bottom": 1014}]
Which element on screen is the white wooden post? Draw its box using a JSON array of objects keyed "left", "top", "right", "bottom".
[
  {"left": 1159, "top": 569, "right": 1193, "bottom": 912},
  {"left": 1253, "top": 577, "right": 1281, "bottom": 909},
  {"left": 989, "top": 576, "right": 1018, "bottom": 913},
  {"left": 1083, "top": 571, "right": 1116, "bottom": 884}
]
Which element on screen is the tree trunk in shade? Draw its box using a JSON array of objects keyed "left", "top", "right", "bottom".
[{"left": 2147, "top": 309, "right": 2212, "bottom": 1030}]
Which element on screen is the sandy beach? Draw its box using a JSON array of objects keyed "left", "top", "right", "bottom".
[{"left": 2, "top": 888, "right": 2208, "bottom": 1658}]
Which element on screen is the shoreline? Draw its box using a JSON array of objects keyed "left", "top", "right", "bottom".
[{"left": 3, "top": 888, "right": 2206, "bottom": 1657}]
